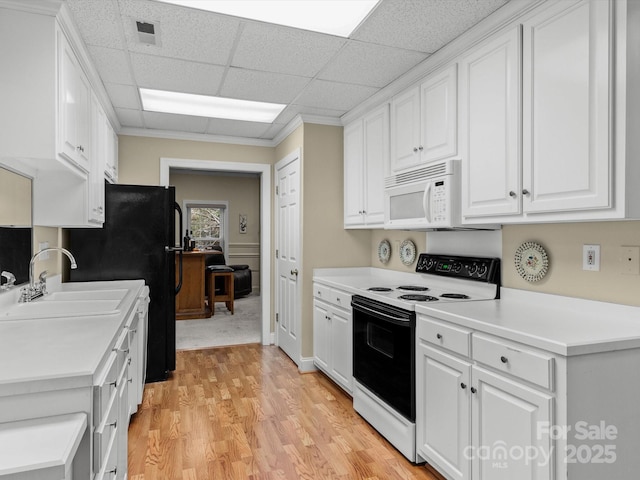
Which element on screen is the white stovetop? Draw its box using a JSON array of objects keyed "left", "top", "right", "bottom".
[
  {"left": 0, "top": 279, "right": 144, "bottom": 397},
  {"left": 314, "top": 267, "right": 640, "bottom": 356}
]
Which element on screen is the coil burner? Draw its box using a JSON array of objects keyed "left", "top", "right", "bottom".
[
  {"left": 440, "top": 293, "right": 470, "bottom": 299},
  {"left": 398, "top": 285, "right": 429, "bottom": 291},
  {"left": 398, "top": 294, "right": 439, "bottom": 302},
  {"left": 367, "top": 287, "right": 394, "bottom": 292}
]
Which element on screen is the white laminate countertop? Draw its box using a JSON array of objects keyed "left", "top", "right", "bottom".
[
  {"left": 416, "top": 288, "right": 640, "bottom": 356},
  {"left": 0, "top": 279, "right": 145, "bottom": 397},
  {"left": 313, "top": 268, "right": 640, "bottom": 357}
]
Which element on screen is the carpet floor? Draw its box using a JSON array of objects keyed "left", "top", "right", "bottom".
[{"left": 175, "top": 294, "right": 261, "bottom": 350}]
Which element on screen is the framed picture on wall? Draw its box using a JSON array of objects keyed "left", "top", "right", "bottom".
[{"left": 239, "top": 214, "right": 247, "bottom": 234}]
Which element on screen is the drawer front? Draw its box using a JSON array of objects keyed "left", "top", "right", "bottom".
[
  {"left": 93, "top": 392, "right": 118, "bottom": 473},
  {"left": 314, "top": 283, "right": 332, "bottom": 301},
  {"left": 95, "top": 423, "right": 119, "bottom": 480},
  {"left": 332, "top": 289, "right": 351, "bottom": 309},
  {"left": 94, "top": 351, "right": 118, "bottom": 425},
  {"left": 114, "top": 328, "right": 129, "bottom": 374},
  {"left": 418, "top": 316, "right": 472, "bottom": 357},
  {"left": 472, "top": 334, "right": 554, "bottom": 390}
]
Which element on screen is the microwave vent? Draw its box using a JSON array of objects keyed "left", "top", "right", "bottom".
[{"left": 385, "top": 160, "right": 457, "bottom": 188}]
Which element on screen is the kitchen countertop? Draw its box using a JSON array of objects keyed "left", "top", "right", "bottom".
[
  {"left": 314, "top": 268, "right": 640, "bottom": 357},
  {"left": 0, "top": 279, "right": 145, "bottom": 397},
  {"left": 416, "top": 288, "right": 640, "bottom": 356}
]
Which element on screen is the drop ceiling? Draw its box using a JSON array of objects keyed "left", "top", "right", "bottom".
[{"left": 65, "top": 0, "right": 510, "bottom": 145}]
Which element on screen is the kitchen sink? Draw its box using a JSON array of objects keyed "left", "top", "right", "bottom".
[{"left": 0, "top": 289, "right": 129, "bottom": 320}]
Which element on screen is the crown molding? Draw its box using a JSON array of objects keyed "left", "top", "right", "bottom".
[
  {"left": 119, "top": 127, "right": 275, "bottom": 148},
  {"left": 0, "top": 0, "right": 61, "bottom": 15}
]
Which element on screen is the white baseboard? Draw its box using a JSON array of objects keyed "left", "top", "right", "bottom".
[{"left": 298, "top": 356, "right": 317, "bottom": 373}]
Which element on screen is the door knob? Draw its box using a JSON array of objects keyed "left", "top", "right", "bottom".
[{"left": 291, "top": 269, "right": 299, "bottom": 276}]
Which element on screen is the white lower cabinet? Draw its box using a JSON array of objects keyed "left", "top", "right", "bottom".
[
  {"left": 417, "top": 315, "right": 552, "bottom": 480},
  {"left": 313, "top": 283, "right": 353, "bottom": 394}
]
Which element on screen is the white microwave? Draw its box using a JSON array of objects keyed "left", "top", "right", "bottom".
[{"left": 384, "top": 159, "right": 487, "bottom": 230}]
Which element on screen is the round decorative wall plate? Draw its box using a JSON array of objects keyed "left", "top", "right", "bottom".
[
  {"left": 514, "top": 241, "right": 549, "bottom": 282},
  {"left": 399, "top": 240, "right": 417, "bottom": 266},
  {"left": 378, "top": 239, "right": 391, "bottom": 264}
]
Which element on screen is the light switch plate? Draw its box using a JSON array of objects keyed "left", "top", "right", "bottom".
[{"left": 583, "top": 244, "right": 600, "bottom": 271}]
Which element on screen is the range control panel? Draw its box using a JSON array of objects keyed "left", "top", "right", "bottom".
[{"left": 416, "top": 253, "right": 501, "bottom": 284}]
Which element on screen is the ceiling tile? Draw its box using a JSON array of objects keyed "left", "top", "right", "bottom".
[
  {"left": 294, "top": 80, "right": 378, "bottom": 111},
  {"left": 142, "top": 111, "right": 209, "bottom": 133},
  {"left": 115, "top": 107, "right": 144, "bottom": 128},
  {"left": 67, "top": 0, "right": 125, "bottom": 49},
  {"left": 87, "top": 46, "right": 134, "bottom": 85},
  {"left": 130, "top": 53, "right": 225, "bottom": 95},
  {"left": 205, "top": 118, "right": 272, "bottom": 138},
  {"left": 232, "top": 22, "right": 345, "bottom": 77},
  {"left": 352, "top": 0, "right": 509, "bottom": 53},
  {"left": 220, "top": 68, "right": 310, "bottom": 104},
  {"left": 318, "top": 41, "right": 428, "bottom": 88},
  {"left": 104, "top": 83, "right": 141, "bottom": 110},
  {"left": 118, "top": 0, "right": 240, "bottom": 64}
]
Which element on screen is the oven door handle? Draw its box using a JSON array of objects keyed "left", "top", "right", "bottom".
[{"left": 352, "top": 302, "right": 413, "bottom": 326}]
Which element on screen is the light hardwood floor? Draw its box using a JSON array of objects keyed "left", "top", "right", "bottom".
[{"left": 128, "top": 344, "right": 444, "bottom": 480}]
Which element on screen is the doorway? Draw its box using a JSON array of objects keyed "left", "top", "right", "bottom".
[{"left": 160, "top": 158, "right": 271, "bottom": 346}]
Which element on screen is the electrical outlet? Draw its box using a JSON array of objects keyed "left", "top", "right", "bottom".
[
  {"left": 619, "top": 246, "right": 640, "bottom": 275},
  {"left": 583, "top": 244, "right": 600, "bottom": 271},
  {"left": 38, "top": 242, "right": 49, "bottom": 260}
]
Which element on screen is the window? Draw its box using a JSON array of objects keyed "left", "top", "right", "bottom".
[{"left": 184, "top": 201, "right": 228, "bottom": 250}]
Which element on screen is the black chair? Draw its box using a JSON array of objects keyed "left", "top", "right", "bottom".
[{"left": 205, "top": 246, "right": 252, "bottom": 298}]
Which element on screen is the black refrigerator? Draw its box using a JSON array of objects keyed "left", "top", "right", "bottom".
[{"left": 68, "top": 183, "right": 183, "bottom": 382}]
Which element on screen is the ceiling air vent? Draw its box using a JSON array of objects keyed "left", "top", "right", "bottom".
[{"left": 136, "top": 20, "right": 158, "bottom": 45}]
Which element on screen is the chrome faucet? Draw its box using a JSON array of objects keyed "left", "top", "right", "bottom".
[
  {"left": 0, "top": 271, "right": 16, "bottom": 290},
  {"left": 20, "top": 247, "right": 78, "bottom": 302}
]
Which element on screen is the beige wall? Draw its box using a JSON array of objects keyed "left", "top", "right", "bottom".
[
  {"left": 298, "top": 124, "right": 371, "bottom": 357},
  {"left": 118, "top": 135, "right": 275, "bottom": 185},
  {"left": 0, "top": 167, "right": 30, "bottom": 227},
  {"left": 502, "top": 221, "right": 640, "bottom": 306},
  {"left": 171, "top": 172, "right": 261, "bottom": 290}
]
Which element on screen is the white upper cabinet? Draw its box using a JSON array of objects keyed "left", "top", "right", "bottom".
[
  {"left": 522, "top": 0, "right": 610, "bottom": 214},
  {"left": 389, "top": 66, "right": 458, "bottom": 176},
  {"left": 459, "top": 27, "right": 522, "bottom": 219},
  {"left": 344, "top": 104, "right": 388, "bottom": 228},
  {"left": 58, "top": 28, "right": 91, "bottom": 173},
  {"left": 420, "top": 65, "right": 458, "bottom": 164}
]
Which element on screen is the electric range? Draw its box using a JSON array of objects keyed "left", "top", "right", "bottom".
[{"left": 351, "top": 253, "right": 500, "bottom": 463}]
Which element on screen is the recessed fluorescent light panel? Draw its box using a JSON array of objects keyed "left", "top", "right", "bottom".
[
  {"left": 139, "top": 88, "right": 286, "bottom": 123},
  {"left": 156, "top": 0, "right": 379, "bottom": 37}
]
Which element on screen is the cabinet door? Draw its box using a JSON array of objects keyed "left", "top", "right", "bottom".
[
  {"left": 472, "top": 366, "right": 553, "bottom": 480},
  {"left": 460, "top": 27, "right": 521, "bottom": 218},
  {"left": 417, "top": 344, "right": 471, "bottom": 480},
  {"left": 89, "top": 94, "right": 105, "bottom": 225},
  {"left": 363, "top": 105, "right": 388, "bottom": 226},
  {"left": 313, "top": 301, "right": 331, "bottom": 371},
  {"left": 390, "top": 86, "right": 421, "bottom": 174},
  {"left": 522, "top": 0, "right": 611, "bottom": 213},
  {"left": 343, "top": 120, "right": 365, "bottom": 226},
  {"left": 58, "top": 29, "right": 91, "bottom": 172},
  {"left": 421, "top": 65, "right": 458, "bottom": 163},
  {"left": 330, "top": 307, "right": 353, "bottom": 393}
]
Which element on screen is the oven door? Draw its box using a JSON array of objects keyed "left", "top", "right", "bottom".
[{"left": 352, "top": 295, "right": 415, "bottom": 421}]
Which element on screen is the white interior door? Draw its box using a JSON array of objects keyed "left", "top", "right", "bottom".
[{"left": 276, "top": 150, "right": 301, "bottom": 364}]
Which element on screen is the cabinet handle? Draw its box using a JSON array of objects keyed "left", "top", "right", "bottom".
[
  {"left": 522, "top": 189, "right": 530, "bottom": 196},
  {"left": 362, "top": 210, "right": 366, "bottom": 214},
  {"left": 436, "top": 333, "right": 442, "bottom": 340},
  {"left": 418, "top": 146, "right": 423, "bottom": 151},
  {"left": 107, "top": 467, "right": 117, "bottom": 476},
  {"left": 509, "top": 191, "right": 517, "bottom": 198},
  {"left": 413, "top": 147, "right": 419, "bottom": 153},
  {"left": 108, "top": 420, "right": 117, "bottom": 428},
  {"left": 470, "top": 387, "right": 477, "bottom": 394},
  {"left": 500, "top": 356, "right": 508, "bottom": 364},
  {"left": 108, "top": 379, "right": 117, "bottom": 388},
  {"left": 460, "top": 382, "right": 467, "bottom": 390}
]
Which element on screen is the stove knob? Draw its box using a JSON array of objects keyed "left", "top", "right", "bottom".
[
  {"left": 478, "top": 264, "right": 488, "bottom": 277},
  {"left": 452, "top": 263, "right": 462, "bottom": 273},
  {"left": 468, "top": 263, "right": 478, "bottom": 275},
  {"left": 426, "top": 259, "right": 436, "bottom": 270}
]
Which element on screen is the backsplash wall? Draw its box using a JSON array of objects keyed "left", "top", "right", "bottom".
[
  {"left": 370, "top": 230, "right": 426, "bottom": 272},
  {"left": 502, "top": 221, "right": 640, "bottom": 306}
]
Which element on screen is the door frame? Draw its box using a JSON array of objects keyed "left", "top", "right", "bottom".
[
  {"left": 160, "top": 157, "right": 271, "bottom": 345},
  {"left": 274, "top": 148, "right": 303, "bottom": 364}
]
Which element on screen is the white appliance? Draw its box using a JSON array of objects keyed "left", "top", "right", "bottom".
[
  {"left": 351, "top": 253, "right": 501, "bottom": 463},
  {"left": 384, "top": 159, "right": 498, "bottom": 230}
]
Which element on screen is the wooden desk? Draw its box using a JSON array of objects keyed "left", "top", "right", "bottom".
[{"left": 175, "top": 251, "right": 223, "bottom": 319}]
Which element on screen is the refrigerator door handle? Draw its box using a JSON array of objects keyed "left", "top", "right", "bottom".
[{"left": 174, "top": 202, "right": 184, "bottom": 295}]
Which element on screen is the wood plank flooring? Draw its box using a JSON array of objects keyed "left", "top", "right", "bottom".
[{"left": 128, "top": 344, "right": 444, "bottom": 480}]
